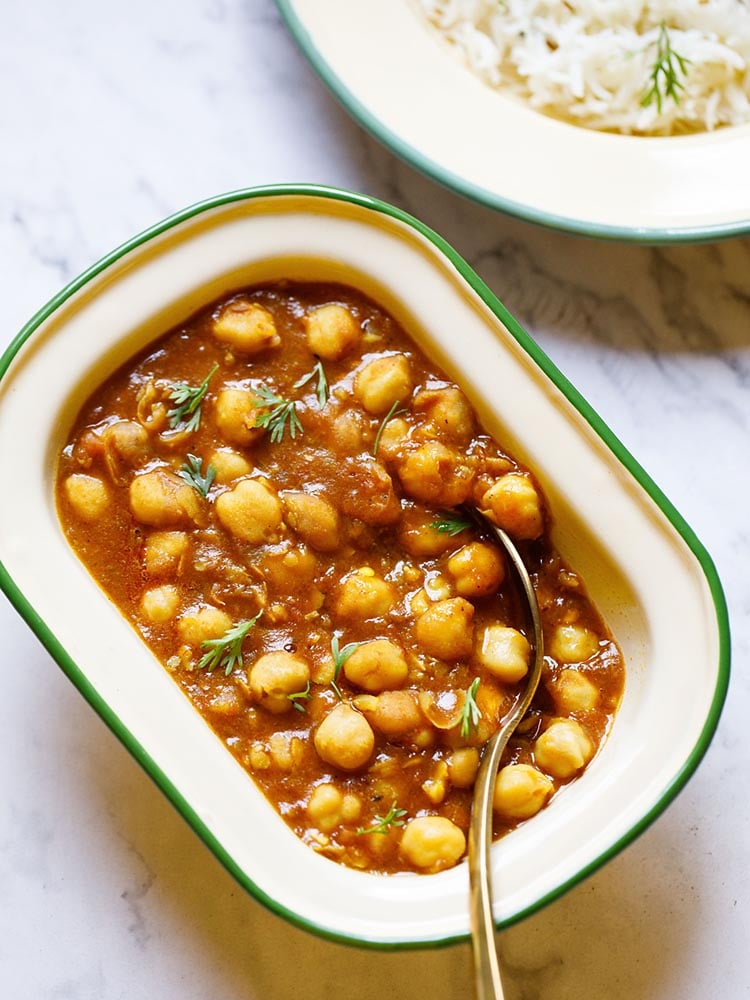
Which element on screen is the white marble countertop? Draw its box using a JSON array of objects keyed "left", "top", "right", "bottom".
[{"left": 1, "top": 1, "right": 748, "bottom": 997}]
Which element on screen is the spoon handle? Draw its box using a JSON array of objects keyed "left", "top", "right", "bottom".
[
  {"left": 469, "top": 725, "right": 514, "bottom": 1000},
  {"left": 466, "top": 519, "right": 545, "bottom": 1000}
]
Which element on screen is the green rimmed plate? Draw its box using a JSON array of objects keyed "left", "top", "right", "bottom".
[
  {"left": 0, "top": 185, "right": 729, "bottom": 947},
  {"left": 276, "top": 0, "right": 750, "bottom": 243}
]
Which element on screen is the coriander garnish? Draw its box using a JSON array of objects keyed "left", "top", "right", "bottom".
[
  {"left": 642, "top": 22, "right": 691, "bottom": 114},
  {"left": 430, "top": 512, "right": 473, "bottom": 536},
  {"left": 288, "top": 680, "right": 312, "bottom": 713},
  {"left": 460, "top": 677, "right": 483, "bottom": 741},
  {"left": 330, "top": 636, "right": 364, "bottom": 700},
  {"left": 372, "top": 399, "right": 407, "bottom": 457},
  {"left": 294, "top": 359, "right": 329, "bottom": 409},
  {"left": 356, "top": 801, "right": 408, "bottom": 836},
  {"left": 252, "top": 384, "right": 303, "bottom": 443},
  {"left": 198, "top": 611, "right": 262, "bottom": 675},
  {"left": 167, "top": 362, "right": 219, "bottom": 432},
  {"left": 178, "top": 453, "right": 216, "bottom": 498}
]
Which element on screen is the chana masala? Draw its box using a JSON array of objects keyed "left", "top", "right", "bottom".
[{"left": 56, "top": 282, "right": 624, "bottom": 875}]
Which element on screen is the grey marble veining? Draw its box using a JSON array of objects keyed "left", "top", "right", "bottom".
[{"left": 1, "top": 0, "right": 748, "bottom": 997}]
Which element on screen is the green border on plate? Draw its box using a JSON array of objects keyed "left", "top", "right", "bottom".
[
  {"left": 274, "top": 0, "right": 750, "bottom": 245},
  {"left": 0, "top": 185, "right": 730, "bottom": 949}
]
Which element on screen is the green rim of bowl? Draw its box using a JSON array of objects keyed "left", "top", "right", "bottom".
[
  {"left": 274, "top": 0, "right": 750, "bottom": 244},
  {"left": 0, "top": 184, "right": 730, "bottom": 948}
]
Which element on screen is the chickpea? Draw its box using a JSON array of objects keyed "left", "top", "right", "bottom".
[
  {"left": 129, "top": 469, "right": 202, "bottom": 527},
  {"left": 215, "top": 478, "right": 283, "bottom": 544},
  {"left": 353, "top": 354, "right": 413, "bottom": 415},
  {"left": 482, "top": 473, "right": 543, "bottom": 540},
  {"left": 477, "top": 625, "right": 530, "bottom": 683},
  {"left": 64, "top": 474, "right": 110, "bottom": 521},
  {"left": 140, "top": 585, "right": 180, "bottom": 624},
  {"left": 410, "top": 589, "right": 431, "bottom": 616},
  {"left": 281, "top": 491, "right": 341, "bottom": 552},
  {"left": 493, "top": 764, "right": 554, "bottom": 820},
  {"left": 422, "top": 761, "right": 450, "bottom": 805},
  {"left": 331, "top": 409, "right": 365, "bottom": 453},
  {"left": 400, "top": 816, "right": 466, "bottom": 872},
  {"left": 549, "top": 624, "right": 600, "bottom": 664},
  {"left": 312, "top": 655, "right": 337, "bottom": 686},
  {"left": 213, "top": 300, "right": 280, "bottom": 354},
  {"left": 214, "top": 388, "right": 263, "bottom": 447},
  {"left": 344, "top": 639, "right": 408, "bottom": 693},
  {"left": 258, "top": 543, "right": 317, "bottom": 591},
  {"left": 447, "top": 747, "right": 480, "bottom": 788},
  {"left": 208, "top": 448, "right": 252, "bottom": 484},
  {"left": 424, "top": 573, "right": 452, "bottom": 602},
  {"left": 413, "top": 386, "right": 474, "bottom": 445},
  {"left": 269, "top": 732, "right": 305, "bottom": 771},
  {"left": 248, "top": 743, "right": 271, "bottom": 770},
  {"left": 366, "top": 690, "right": 422, "bottom": 737},
  {"left": 398, "top": 505, "right": 469, "bottom": 558},
  {"left": 375, "top": 416, "right": 410, "bottom": 463},
  {"left": 310, "top": 786, "right": 356, "bottom": 827},
  {"left": 335, "top": 570, "right": 396, "bottom": 620},
  {"left": 415, "top": 598, "right": 474, "bottom": 661},
  {"left": 447, "top": 542, "right": 505, "bottom": 598},
  {"left": 314, "top": 704, "right": 374, "bottom": 770},
  {"left": 144, "top": 531, "right": 189, "bottom": 576},
  {"left": 307, "top": 784, "right": 344, "bottom": 832},
  {"left": 178, "top": 605, "right": 232, "bottom": 645},
  {"left": 550, "top": 669, "right": 600, "bottom": 713},
  {"left": 249, "top": 651, "right": 311, "bottom": 714},
  {"left": 341, "top": 793, "right": 362, "bottom": 822},
  {"left": 397, "top": 442, "right": 474, "bottom": 506},
  {"left": 304, "top": 304, "right": 360, "bottom": 360},
  {"left": 534, "top": 718, "right": 594, "bottom": 779}
]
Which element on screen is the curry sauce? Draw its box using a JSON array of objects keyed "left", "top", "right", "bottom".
[{"left": 56, "top": 282, "right": 623, "bottom": 874}]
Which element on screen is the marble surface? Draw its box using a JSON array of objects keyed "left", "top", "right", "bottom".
[{"left": 1, "top": 1, "right": 747, "bottom": 997}]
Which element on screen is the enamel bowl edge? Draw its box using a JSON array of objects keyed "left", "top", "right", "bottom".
[{"left": 0, "top": 185, "right": 730, "bottom": 947}]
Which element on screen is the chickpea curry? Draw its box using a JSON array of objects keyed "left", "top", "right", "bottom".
[{"left": 56, "top": 282, "right": 624, "bottom": 875}]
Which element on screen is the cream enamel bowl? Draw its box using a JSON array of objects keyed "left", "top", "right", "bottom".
[
  {"left": 0, "top": 186, "right": 729, "bottom": 947},
  {"left": 276, "top": 0, "right": 750, "bottom": 243}
]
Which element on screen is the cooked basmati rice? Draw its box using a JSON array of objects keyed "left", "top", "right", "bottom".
[{"left": 414, "top": 0, "right": 750, "bottom": 134}]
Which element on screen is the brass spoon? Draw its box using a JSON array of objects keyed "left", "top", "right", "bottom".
[{"left": 466, "top": 513, "right": 545, "bottom": 1000}]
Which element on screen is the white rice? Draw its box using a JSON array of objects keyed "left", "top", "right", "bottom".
[{"left": 414, "top": 0, "right": 750, "bottom": 134}]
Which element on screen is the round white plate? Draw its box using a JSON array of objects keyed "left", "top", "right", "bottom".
[{"left": 277, "top": 0, "right": 750, "bottom": 242}]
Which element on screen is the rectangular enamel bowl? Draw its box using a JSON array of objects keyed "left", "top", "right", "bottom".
[{"left": 0, "top": 187, "right": 729, "bottom": 948}]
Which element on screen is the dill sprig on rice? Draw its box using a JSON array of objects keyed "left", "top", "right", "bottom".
[{"left": 417, "top": 0, "right": 750, "bottom": 135}]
